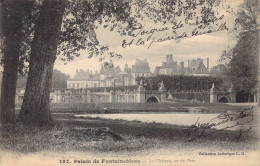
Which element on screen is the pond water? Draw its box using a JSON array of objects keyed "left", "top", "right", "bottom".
[{"left": 74, "top": 111, "right": 255, "bottom": 131}]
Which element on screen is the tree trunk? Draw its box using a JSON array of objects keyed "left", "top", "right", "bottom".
[
  {"left": 0, "top": 1, "right": 24, "bottom": 124},
  {"left": 17, "top": 0, "right": 66, "bottom": 125}
]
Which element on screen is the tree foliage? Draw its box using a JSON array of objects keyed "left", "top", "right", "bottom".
[
  {"left": 0, "top": 0, "right": 36, "bottom": 123},
  {"left": 0, "top": 0, "right": 39, "bottom": 75},
  {"left": 136, "top": 75, "right": 223, "bottom": 91},
  {"left": 220, "top": 0, "right": 259, "bottom": 94},
  {"left": 16, "top": 69, "right": 70, "bottom": 88},
  {"left": 228, "top": 31, "right": 259, "bottom": 93},
  {"left": 1, "top": 0, "right": 231, "bottom": 68},
  {"left": 58, "top": 0, "right": 134, "bottom": 63},
  {"left": 51, "top": 69, "right": 70, "bottom": 88}
]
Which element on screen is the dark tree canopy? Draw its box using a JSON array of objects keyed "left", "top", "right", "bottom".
[
  {"left": 136, "top": 75, "right": 223, "bottom": 91},
  {"left": 0, "top": 0, "right": 39, "bottom": 75},
  {"left": 16, "top": 69, "right": 70, "bottom": 89},
  {"left": 220, "top": 0, "right": 259, "bottom": 94},
  {"left": 228, "top": 31, "right": 259, "bottom": 93},
  {"left": 51, "top": 69, "right": 70, "bottom": 88}
]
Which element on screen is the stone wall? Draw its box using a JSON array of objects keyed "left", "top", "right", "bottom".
[{"left": 15, "top": 81, "right": 167, "bottom": 104}]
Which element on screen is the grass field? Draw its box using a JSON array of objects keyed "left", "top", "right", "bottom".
[
  {"left": 2, "top": 102, "right": 259, "bottom": 156},
  {"left": 0, "top": 119, "right": 258, "bottom": 154},
  {"left": 50, "top": 102, "right": 252, "bottom": 114}
]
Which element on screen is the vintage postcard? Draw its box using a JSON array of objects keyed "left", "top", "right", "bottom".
[{"left": 0, "top": 0, "right": 259, "bottom": 166}]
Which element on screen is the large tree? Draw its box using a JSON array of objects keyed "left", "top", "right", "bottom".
[
  {"left": 15, "top": 0, "right": 229, "bottom": 125},
  {"left": 17, "top": 0, "right": 67, "bottom": 124},
  {"left": 228, "top": 31, "right": 259, "bottom": 99},
  {"left": 0, "top": 0, "right": 34, "bottom": 124},
  {"left": 220, "top": 0, "right": 259, "bottom": 101},
  {"left": 17, "top": 0, "right": 134, "bottom": 124}
]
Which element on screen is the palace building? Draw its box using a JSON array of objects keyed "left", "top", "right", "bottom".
[
  {"left": 153, "top": 54, "right": 210, "bottom": 76},
  {"left": 67, "top": 69, "right": 100, "bottom": 89},
  {"left": 187, "top": 58, "right": 209, "bottom": 75},
  {"left": 67, "top": 55, "right": 210, "bottom": 89},
  {"left": 153, "top": 54, "right": 185, "bottom": 75},
  {"left": 67, "top": 59, "right": 152, "bottom": 89}
]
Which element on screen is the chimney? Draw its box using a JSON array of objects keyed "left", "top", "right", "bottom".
[
  {"left": 180, "top": 62, "right": 184, "bottom": 75},
  {"left": 188, "top": 60, "right": 190, "bottom": 68},
  {"left": 180, "top": 61, "right": 184, "bottom": 67},
  {"left": 76, "top": 69, "right": 79, "bottom": 73},
  {"left": 124, "top": 63, "right": 128, "bottom": 73},
  {"left": 207, "top": 58, "right": 209, "bottom": 72}
]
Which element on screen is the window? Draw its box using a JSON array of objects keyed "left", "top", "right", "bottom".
[
  {"left": 73, "top": 83, "right": 75, "bottom": 89},
  {"left": 77, "top": 83, "right": 79, "bottom": 89},
  {"left": 85, "top": 83, "right": 88, "bottom": 88}
]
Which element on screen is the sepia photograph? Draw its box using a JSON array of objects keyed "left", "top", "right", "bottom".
[{"left": 0, "top": 0, "right": 259, "bottom": 165}]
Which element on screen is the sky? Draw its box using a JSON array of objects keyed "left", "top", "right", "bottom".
[
  {"left": 0, "top": 0, "right": 244, "bottom": 77},
  {"left": 54, "top": 0, "right": 244, "bottom": 77}
]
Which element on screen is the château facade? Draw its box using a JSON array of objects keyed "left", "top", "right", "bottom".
[
  {"left": 67, "top": 59, "right": 152, "bottom": 89},
  {"left": 67, "top": 55, "right": 210, "bottom": 89},
  {"left": 153, "top": 54, "right": 210, "bottom": 76},
  {"left": 153, "top": 54, "right": 185, "bottom": 75},
  {"left": 187, "top": 58, "right": 209, "bottom": 75}
]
